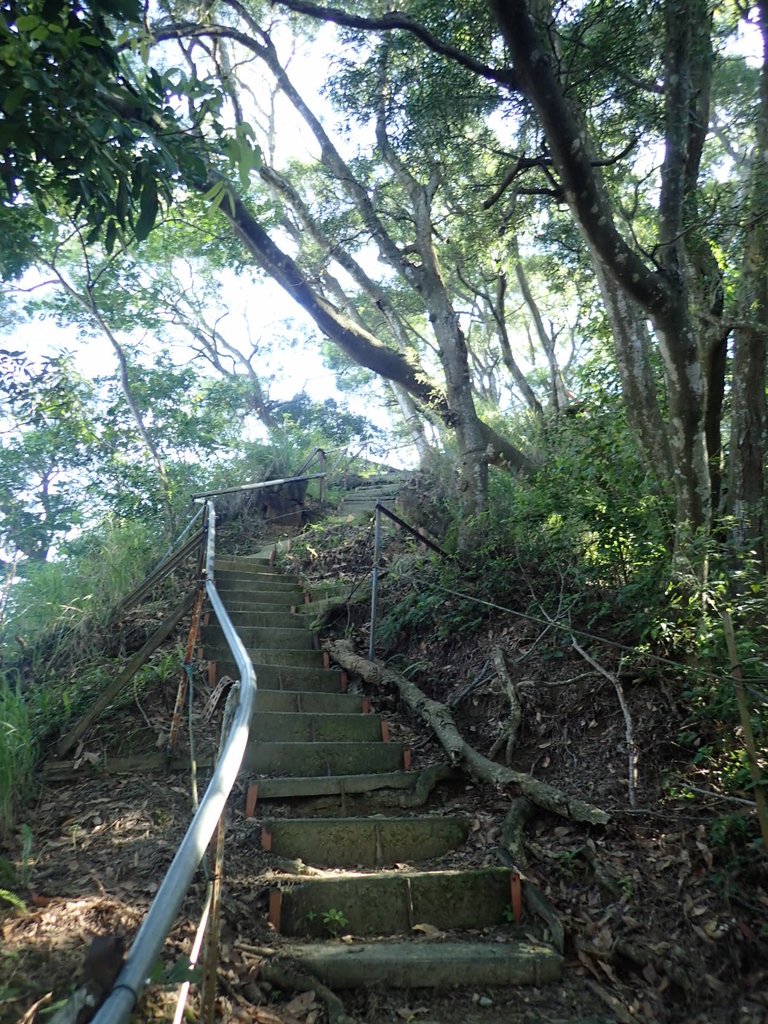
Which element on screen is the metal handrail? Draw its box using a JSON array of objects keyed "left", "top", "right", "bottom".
[
  {"left": 368, "top": 501, "right": 452, "bottom": 660},
  {"left": 191, "top": 472, "right": 326, "bottom": 502},
  {"left": 295, "top": 446, "right": 326, "bottom": 477},
  {"left": 157, "top": 503, "right": 205, "bottom": 566},
  {"left": 92, "top": 501, "right": 257, "bottom": 1024}
]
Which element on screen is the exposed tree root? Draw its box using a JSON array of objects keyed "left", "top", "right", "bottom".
[
  {"left": 259, "top": 961, "right": 356, "bottom": 1024},
  {"left": 498, "top": 798, "right": 566, "bottom": 953},
  {"left": 399, "top": 762, "right": 457, "bottom": 807},
  {"left": 327, "top": 640, "right": 610, "bottom": 825},
  {"left": 487, "top": 646, "right": 522, "bottom": 765},
  {"left": 501, "top": 797, "right": 533, "bottom": 865}
]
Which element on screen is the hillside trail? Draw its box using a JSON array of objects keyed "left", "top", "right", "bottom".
[{"left": 1, "top": 477, "right": 766, "bottom": 1024}]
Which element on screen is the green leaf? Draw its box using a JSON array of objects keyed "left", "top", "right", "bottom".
[
  {"left": 104, "top": 218, "right": 117, "bottom": 254},
  {"left": 135, "top": 177, "right": 158, "bottom": 241},
  {"left": 0, "top": 889, "right": 26, "bottom": 913},
  {"left": 3, "top": 85, "right": 27, "bottom": 116},
  {"left": 93, "top": 0, "right": 142, "bottom": 22},
  {"left": 14, "top": 14, "right": 40, "bottom": 31}
]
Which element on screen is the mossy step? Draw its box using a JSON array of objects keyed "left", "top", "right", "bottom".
[
  {"left": 211, "top": 662, "right": 345, "bottom": 691},
  {"left": 203, "top": 624, "right": 316, "bottom": 650},
  {"left": 280, "top": 939, "right": 561, "bottom": 989},
  {"left": 251, "top": 712, "right": 384, "bottom": 743},
  {"left": 253, "top": 690, "right": 365, "bottom": 714},
  {"left": 207, "top": 647, "right": 325, "bottom": 669},
  {"left": 272, "top": 867, "right": 518, "bottom": 937},
  {"left": 242, "top": 740, "right": 406, "bottom": 777},
  {"left": 262, "top": 816, "right": 468, "bottom": 867},
  {"left": 245, "top": 769, "right": 430, "bottom": 805}
]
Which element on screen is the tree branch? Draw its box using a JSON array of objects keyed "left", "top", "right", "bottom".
[{"left": 270, "top": 0, "right": 520, "bottom": 91}]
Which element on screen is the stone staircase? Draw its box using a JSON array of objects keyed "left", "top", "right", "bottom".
[
  {"left": 337, "top": 471, "right": 405, "bottom": 518},
  {"left": 203, "top": 551, "right": 562, "bottom": 991}
]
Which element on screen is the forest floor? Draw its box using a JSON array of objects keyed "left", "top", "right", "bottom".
[{"left": 1, "top": 516, "right": 767, "bottom": 1024}]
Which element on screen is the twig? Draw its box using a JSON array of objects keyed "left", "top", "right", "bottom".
[
  {"left": 448, "top": 660, "right": 492, "bottom": 708},
  {"left": 572, "top": 638, "right": 637, "bottom": 809},
  {"left": 683, "top": 786, "right": 758, "bottom": 809},
  {"left": 582, "top": 978, "right": 635, "bottom": 1023},
  {"left": 532, "top": 671, "right": 601, "bottom": 688}
]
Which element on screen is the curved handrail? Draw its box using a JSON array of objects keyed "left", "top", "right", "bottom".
[{"left": 92, "top": 501, "right": 257, "bottom": 1024}]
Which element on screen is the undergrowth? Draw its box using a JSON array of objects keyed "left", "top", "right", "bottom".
[{"left": 281, "top": 437, "right": 768, "bottom": 867}]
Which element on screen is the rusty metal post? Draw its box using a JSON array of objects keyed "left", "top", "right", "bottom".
[
  {"left": 369, "top": 502, "right": 383, "bottom": 662},
  {"left": 168, "top": 583, "right": 207, "bottom": 751}
]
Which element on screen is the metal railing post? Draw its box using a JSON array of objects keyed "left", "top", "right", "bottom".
[
  {"left": 318, "top": 449, "right": 326, "bottom": 507},
  {"left": 369, "top": 502, "right": 383, "bottom": 661}
]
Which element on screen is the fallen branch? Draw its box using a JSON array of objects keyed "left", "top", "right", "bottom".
[
  {"left": 571, "top": 638, "right": 637, "bottom": 808},
  {"left": 327, "top": 640, "right": 609, "bottom": 825}
]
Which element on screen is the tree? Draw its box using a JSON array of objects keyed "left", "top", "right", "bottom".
[
  {"left": 0, "top": 353, "right": 96, "bottom": 562},
  {"left": 3, "top": 0, "right": 766, "bottom": 553}
]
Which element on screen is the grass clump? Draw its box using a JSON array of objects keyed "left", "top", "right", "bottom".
[{"left": 0, "top": 675, "right": 36, "bottom": 837}]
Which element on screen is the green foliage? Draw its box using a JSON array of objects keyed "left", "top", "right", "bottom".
[
  {"left": 0, "top": 887, "right": 26, "bottom": 913},
  {"left": 3, "top": 515, "right": 157, "bottom": 646},
  {"left": 320, "top": 907, "right": 349, "bottom": 936},
  {"left": 0, "top": 674, "right": 36, "bottom": 836}
]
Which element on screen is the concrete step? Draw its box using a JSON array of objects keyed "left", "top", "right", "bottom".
[
  {"left": 214, "top": 559, "right": 287, "bottom": 577},
  {"left": 213, "top": 574, "right": 304, "bottom": 594},
  {"left": 207, "top": 646, "right": 326, "bottom": 668},
  {"left": 211, "top": 662, "right": 345, "bottom": 691},
  {"left": 272, "top": 867, "right": 518, "bottom": 936},
  {"left": 252, "top": 690, "right": 366, "bottom": 715},
  {"left": 202, "top": 624, "right": 316, "bottom": 650},
  {"left": 242, "top": 740, "right": 406, "bottom": 776},
  {"left": 251, "top": 712, "right": 385, "bottom": 743},
  {"left": 245, "top": 769, "right": 435, "bottom": 807},
  {"left": 214, "top": 587, "right": 305, "bottom": 607},
  {"left": 215, "top": 597, "right": 308, "bottom": 613},
  {"left": 280, "top": 939, "right": 561, "bottom": 989},
  {"left": 261, "top": 816, "right": 468, "bottom": 867},
  {"left": 214, "top": 609, "right": 314, "bottom": 629}
]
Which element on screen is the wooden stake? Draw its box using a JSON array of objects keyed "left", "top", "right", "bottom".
[{"left": 55, "top": 592, "right": 196, "bottom": 757}]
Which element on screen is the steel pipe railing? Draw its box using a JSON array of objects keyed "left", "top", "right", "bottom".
[
  {"left": 92, "top": 501, "right": 257, "bottom": 1024},
  {"left": 191, "top": 472, "right": 326, "bottom": 502}
]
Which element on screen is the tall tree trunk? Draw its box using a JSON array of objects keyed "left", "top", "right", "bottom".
[
  {"left": 489, "top": 0, "right": 713, "bottom": 538},
  {"left": 514, "top": 263, "right": 568, "bottom": 412},
  {"left": 728, "top": 0, "right": 768, "bottom": 568},
  {"left": 389, "top": 383, "right": 432, "bottom": 464},
  {"left": 590, "top": 256, "right": 673, "bottom": 488},
  {"left": 493, "top": 271, "right": 544, "bottom": 416}
]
